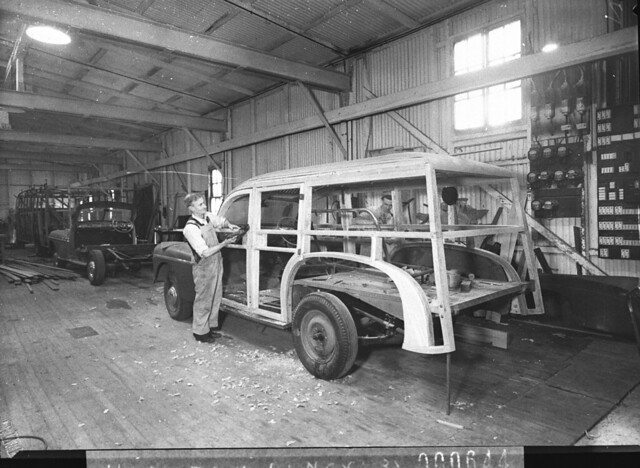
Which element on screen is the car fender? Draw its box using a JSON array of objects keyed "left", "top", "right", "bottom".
[
  {"left": 152, "top": 241, "right": 196, "bottom": 302},
  {"left": 280, "top": 251, "right": 452, "bottom": 355}
]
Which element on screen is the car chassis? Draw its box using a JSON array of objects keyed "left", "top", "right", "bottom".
[{"left": 49, "top": 201, "right": 155, "bottom": 285}]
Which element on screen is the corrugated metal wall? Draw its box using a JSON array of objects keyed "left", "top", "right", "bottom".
[{"left": 156, "top": 0, "right": 637, "bottom": 277}]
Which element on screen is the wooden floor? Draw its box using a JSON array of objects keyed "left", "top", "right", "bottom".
[{"left": 1, "top": 250, "right": 639, "bottom": 453}]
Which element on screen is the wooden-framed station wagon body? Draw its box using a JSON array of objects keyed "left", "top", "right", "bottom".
[{"left": 153, "top": 152, "right": 544, "bottom": 384}]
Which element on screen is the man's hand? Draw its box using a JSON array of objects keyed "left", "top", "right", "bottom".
[
  {"left": 201, "top": 235, "right": 239, "bottom": 258},
  {"left": 223, "top": 235, "right": 239, "bottom": 245}
]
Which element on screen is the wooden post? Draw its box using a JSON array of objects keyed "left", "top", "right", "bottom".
[
  {"left": 510, "top": 177, "right": 544, "bottom": 315},
  {"left": 182, "top": 128, "right": 221, "bottom": 170},
  {"left": 425, "top": 163, "right": 455, "bottom": 351},
  {"left": 298, "top": 82, "right": 348, "bottom": 159},
  {"left": 363, "top": 87, "right": 448, "bottom": 155},
  {"left": 125, "top": 150, "right": 160, "bottom": 186}
]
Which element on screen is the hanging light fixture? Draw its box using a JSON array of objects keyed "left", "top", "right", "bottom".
[
  {"left": 541, "top": 43, "right": 558, "bottom": 53},
  {"left": 25, "top": 25, "right": 71, "bottom": 45}
]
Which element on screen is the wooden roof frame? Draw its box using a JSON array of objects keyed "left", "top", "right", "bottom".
[{"left": 0, "top": 0, "right": 351, "bottom": 92}]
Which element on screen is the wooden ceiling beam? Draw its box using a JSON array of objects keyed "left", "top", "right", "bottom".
[
  {"left": 23, "top": 65, "right": 192, "bottom": 115},
  {"left": 1, "top": 0, "right": 351, "bottom": 92},
  {"left": 84, "top": 27, "right": 637, "bottom": 183},
  {"left": 0, "top": 130, "right": 161, "bottom": 151},
  {"left": 0, "top": 163, "right": 93, "bottom": 173},
  {"left": 0, "top": 143, "right": 118, "bottom": 159},
  {"left": 25, "top": 40, "right": 227, "bottom": 108},
  {"left": 3, "top": 23, "right": 27, "bottom": 84},
  {"left": 81, "top": 36, "right": 256, "bottom": 97},
  {"left": 0, "top": 151, "right": 113, "bottom": 166},
  {"left": 0, "top": 89, "right": 226, "bottom": 132}
]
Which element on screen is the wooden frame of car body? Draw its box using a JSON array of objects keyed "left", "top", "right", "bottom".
[{"left": 154, "top": 152, "right": 544, "bottom": 380}]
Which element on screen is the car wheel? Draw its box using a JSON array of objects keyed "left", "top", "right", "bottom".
[
  {"left": 52, "top": 250, "right": 67, "bottom": 268},
  {"left": 87, "top": 250, "right": 107, "bottom": 286},
  {"left": 164, "top": 269, "right": 193, "bottom": 321},
  {"left": 292, "top": 292, "right": 358, "bottom": 380}
]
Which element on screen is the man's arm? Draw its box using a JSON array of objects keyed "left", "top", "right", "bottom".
[
  {"left": 207, "top": 213, "right": 240, "bottom": 230},
  {"left": 200, "top": 236, "right": 237, "bottom": 258},
  {"left": 183, "top": 223, "right": 208, "bottom": 257}
]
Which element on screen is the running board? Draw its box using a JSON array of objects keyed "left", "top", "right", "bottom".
[{"left": 221, "top": 301, "right": 291, "bottom": 330}]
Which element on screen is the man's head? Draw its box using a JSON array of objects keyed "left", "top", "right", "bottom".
[
  {"left": 381, "top": 194, "right": 393, "bottom": 212},
  {"left": 184, "top": 192, "right": 207, "bottom": 216}
]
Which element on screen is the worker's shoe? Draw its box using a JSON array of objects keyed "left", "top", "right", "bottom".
[
  {"left": 207, "top": 327, "right": 222, "bottom": 338},
  {"left": 193, "top": 332, "right": 217, "bottom": 343}
]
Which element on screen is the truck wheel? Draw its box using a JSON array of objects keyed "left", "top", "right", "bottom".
[
  {"left": 164, "top": 269, "right": 193, "bottom": 321},
  {"left": 87, "top": 250, "right": 106, "bottom": 286},
  {"left": 292, "top": 292, "right": 358, "bottom": 380}
]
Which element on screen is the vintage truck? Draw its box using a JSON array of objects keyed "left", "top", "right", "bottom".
[
  {"left": 153, "top": 152, "right": 544, "bottom": 385},
  {"left": 49, "top": 201, "right": 155, "bottom": 285},
  {"left": 13, "top": 185, "right": 109, "bottom": 255}
]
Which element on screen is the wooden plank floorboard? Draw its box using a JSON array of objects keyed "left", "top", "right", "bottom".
[
  {"left": 2, "top": 257, "right": 639, "bottom": 450},
  {"left": 12, "top": 310, "right": 123, "bottom": 449},
  {"left": 1, "top": 328, "right": 87, "bottom": 449}
]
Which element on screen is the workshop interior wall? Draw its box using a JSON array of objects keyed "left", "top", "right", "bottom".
[
  {"left": 157, "top": 0, "right": 637, "bottom": 277},
  {"left": 1, "top": 164, "right": 92, "bottom": 219}
]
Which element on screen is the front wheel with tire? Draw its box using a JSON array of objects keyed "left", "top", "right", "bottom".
[
  {"left": 292, "top": 292, "right": 358, "bottom": 380},
  {"left": 87, "top": 249, "right": 106, "bottom": 286},
  {"left": 164, "top": 268, "right": 193, "bottom": 321}
]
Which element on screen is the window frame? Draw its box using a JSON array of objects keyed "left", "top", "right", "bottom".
[
  {"left": 452, "top": 17, "right": 524, "bottom": 134},
  {"left": 209, "top": 167, "right": 224, "bottom": 215}
]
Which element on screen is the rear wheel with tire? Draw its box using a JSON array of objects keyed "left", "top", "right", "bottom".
[
  {"left": 292, "top": 292, "right": 358, "bottom": 380},
  {"left": 164, "top": 268, "right": 193, "bottom": 321},
  {"left": 87, "top": 249, "right": 106, "bottom": 286}
]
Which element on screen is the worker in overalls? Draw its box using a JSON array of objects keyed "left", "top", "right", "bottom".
[{"left": 183, "top": 192, "right": 240, "bottom": 343}]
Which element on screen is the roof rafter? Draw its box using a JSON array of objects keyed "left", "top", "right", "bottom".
[
  {"left": 81, "top": 35, "right": 256, "bottom": 97},
  {"left": 0, "top": 89, "right": 227, "bottom": 132},
  {"left": 83, "top": 27, "right": 638, "bottom": 183},
  {"left": 0, "top": 130, "right": 161, "bottom": 151},
  {"left": 26, "top": 39, "right": 227, "bottom": 108},
  {"left": 0, "top": 148, "right": 119, "bottom": 166},
  {"left": 0, "top": 0, "right": 350, "bottom": 92},
  {"left": 23, "top": 63, "right": 197, "bottom": 115}
]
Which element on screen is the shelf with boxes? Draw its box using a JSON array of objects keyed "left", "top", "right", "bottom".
[{"left": 595, "top": 103, "right": 640, "bottom": 260}]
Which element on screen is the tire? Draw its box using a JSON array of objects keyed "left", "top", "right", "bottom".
[
  {"left": 87, "top": 249, "right": 107, "bottom": 286},
  {"left": 292, "top": 292, "right": 358, "bottom": 380},
  {"left": 52, "top": 250, "right": 67, "bottom": 268},
  {"left": 164, "top": 269, "right": 193, "bottom": 321}
]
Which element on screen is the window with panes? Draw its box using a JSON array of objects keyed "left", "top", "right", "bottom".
[{"left": 453, "top": 20, "right": 523, "bottom": 131}]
